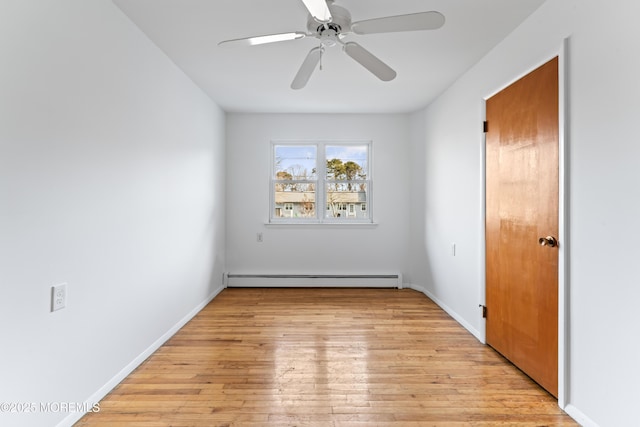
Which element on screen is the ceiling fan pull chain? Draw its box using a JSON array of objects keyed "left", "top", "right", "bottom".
[{"left": 319, "top": 46, "right": 324, "bottom": 71}]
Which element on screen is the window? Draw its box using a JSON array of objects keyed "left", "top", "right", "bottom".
[{"left": 271, "top": 142, "right": 371, "bottom": 223}]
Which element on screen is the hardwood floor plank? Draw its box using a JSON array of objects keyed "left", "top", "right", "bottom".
[{"left": 76, "top": 288, "right": 577, "bottom": 426}]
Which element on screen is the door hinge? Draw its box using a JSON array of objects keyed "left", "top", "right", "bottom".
[
  {"left": 479, "top": 304, "right": 487, "bottom": 318},
  {"left": 483, "top": 121, "right": 488, "bottom": 133}
]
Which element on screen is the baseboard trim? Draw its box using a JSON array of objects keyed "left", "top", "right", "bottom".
[
  {"left": 408, "top": 283, "right": 483, "bottom": 343},
  {"left": 564, "top": 404, "right": 600, "bottom": 427},
  {"left": 57, "top": 285, "right": 225, "bottom": 427},
  {"left": 225, "top": 272, "right": 402, "bottom": 288}
]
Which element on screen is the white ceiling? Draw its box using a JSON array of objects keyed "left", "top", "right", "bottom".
[{"left": 112, "top": 0, "right": 546, "bottom": 114}]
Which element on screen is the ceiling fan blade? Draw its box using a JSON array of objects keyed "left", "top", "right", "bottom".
[
  {"left": 218, "top": 32, "right": 307, "bottom": 47},
  {"left": 291, "top": 47, "right": 323, "bottom": 90},
  {"left": 352, "top": 11, "right": 445, "bottom": 35},
  {"left": 300, "top": 0, "right": 332, "bottom": 23},
  {"left": 343, "top": 42, "right": 396, "bottom": 82}
]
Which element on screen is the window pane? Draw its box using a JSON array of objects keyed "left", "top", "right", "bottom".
[
  {"left": 325, "top": 183, "right": 368, "bottom": 219},
  {"left": 271, "top": 142, "right": 372, "bottom": 224},
  {"left": 274, "top": 145, "right": 317, "bottom": 180},
  {"left": 325, "top": 145, "right": 368, "bottom": 180},
  {"left": 273, "top": 183, "right": 316, "bottom": 218}
]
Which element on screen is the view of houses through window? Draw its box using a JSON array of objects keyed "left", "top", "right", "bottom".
[{"left": 271, "top": 142, "right": 371, "bottom": 223}]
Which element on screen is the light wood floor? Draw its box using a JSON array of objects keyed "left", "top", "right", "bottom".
[{"left": 77, "top": 288, "right": 577, "bottom": 426}]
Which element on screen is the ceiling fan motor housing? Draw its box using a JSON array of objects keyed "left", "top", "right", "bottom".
[{"left": 307, "top": 3, "right": 352, "bottom": 38}]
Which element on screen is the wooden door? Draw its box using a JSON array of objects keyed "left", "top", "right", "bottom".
[{"left": 485, "top": 57, "right": 559, "bottom": 397}]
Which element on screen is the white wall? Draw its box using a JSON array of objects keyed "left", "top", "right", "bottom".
[
  {"left": 0, "top": 1, "right": 226, "bottom": 426},
  {"left": 226, "top": 113, "right": 410, "bottom": 277},
  {"left": 408, "top": 0, "right": 640, "bottom": 426}
]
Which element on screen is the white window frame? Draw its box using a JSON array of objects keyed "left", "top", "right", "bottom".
[{"left": 270, "top": 140, "right": 372, "bottom": 224}]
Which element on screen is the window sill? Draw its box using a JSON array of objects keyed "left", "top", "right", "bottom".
[{"left": 265, "top": 221, "right": 378, "bottom": 229}]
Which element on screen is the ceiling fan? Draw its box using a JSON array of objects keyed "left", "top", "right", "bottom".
[{"left": 218, "top": 0, "right": 445, "bottom": 89}]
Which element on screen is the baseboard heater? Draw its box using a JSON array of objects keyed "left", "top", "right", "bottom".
[{"left": 224, "top": 273, "right": 403, "bottom": 289}]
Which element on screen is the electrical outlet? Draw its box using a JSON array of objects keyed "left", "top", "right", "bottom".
[
  {"left": 51, "top": 283, "right": 67, "bottom": 312},
  {"left": 257, "top": 232, "right": 263, "bottom": 242}
]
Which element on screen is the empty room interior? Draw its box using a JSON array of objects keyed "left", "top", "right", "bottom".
[{"left": 1, "top": 1, "right": 639, "bottom": 426}]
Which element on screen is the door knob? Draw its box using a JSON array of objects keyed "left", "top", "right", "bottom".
[{"left": 538, "top": 235, "right": 558, "bottom": 248}]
